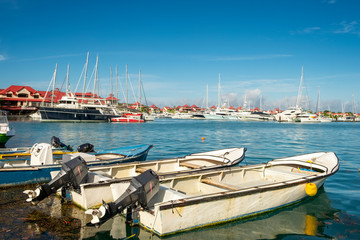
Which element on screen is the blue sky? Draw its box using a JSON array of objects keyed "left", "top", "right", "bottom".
[{"left": 1, "top": 0, "right": 360, "bottom": 112}]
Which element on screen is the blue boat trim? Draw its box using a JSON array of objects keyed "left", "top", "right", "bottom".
[{"left": 0, "top": 144, "right": 153, "bottom": 187}]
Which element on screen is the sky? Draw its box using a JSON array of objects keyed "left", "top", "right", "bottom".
[{"left": 1, "top": 0, "right": 360, "bottom": 112}]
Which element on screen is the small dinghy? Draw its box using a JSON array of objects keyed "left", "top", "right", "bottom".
[
  {"left": 0, "top": 143, "right": 153, "bottom": 187},
  {"left": 84, "top": 151, "right": 339, "bottom": 236},
  {"left": 24, "top": 147, "right": 246, "bottom": 208}
]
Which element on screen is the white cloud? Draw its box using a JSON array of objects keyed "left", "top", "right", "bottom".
[
  {"left": 323, "top": 0, "right": 337, "bottom": 4},
  {"left": 290, "top": 27, "right": 321, "bottom": 35},
  {"left": 334, "top": 21, "right": 358, "bottom": 34},
  {"left": 0, "top": 55, "right": 5, "bottom": 61}
]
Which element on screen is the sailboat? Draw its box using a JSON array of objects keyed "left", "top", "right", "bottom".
[
  {"left": 274, "top": 67, "right": 305, "bottom": 122},
  {"left": 37, "top": 53, "right": 121, "bottom": 122},
  {"left": 203, "top": 73, "right": 236, "bottom": 120}
]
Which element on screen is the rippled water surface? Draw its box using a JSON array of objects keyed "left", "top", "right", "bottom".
[{"left": 1, "top": 119, "right": 360, "bottom": 239}]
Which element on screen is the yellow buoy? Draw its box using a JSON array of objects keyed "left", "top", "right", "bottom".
[
  {"left": 305, "top": 183, "right": 317, "bottom": 197},
  {"left": 201, "top": 137, "right": 205, "bottom": 141}
]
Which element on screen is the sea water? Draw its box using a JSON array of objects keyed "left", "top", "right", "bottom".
[{"left": 1, "top": 119, "right": 359, "bottom": 239}]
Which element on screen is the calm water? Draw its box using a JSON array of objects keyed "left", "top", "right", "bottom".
[{"left": 1, "top": 119, "right": 360, "bottom": 239}]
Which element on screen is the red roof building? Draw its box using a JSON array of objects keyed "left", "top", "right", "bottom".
[
  {"left": 0, "top": 85, "right": 110, "bottom": 115},
  {"left": 191, "top": 104, "right": 201, "bottom": 111}
]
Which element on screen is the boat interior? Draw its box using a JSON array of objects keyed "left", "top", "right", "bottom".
[{"left": 107, "top": 162, "right": 325, "bottom": 209}]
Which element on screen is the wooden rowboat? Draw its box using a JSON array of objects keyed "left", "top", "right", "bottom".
[
  {"left": 87, "top": 151, "right": 339, "bottom": 236},
  {"left": 26, "top": 147, "right": 246, "bottom": 209}
]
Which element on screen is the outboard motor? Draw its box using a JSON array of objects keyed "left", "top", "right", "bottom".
[
  {"left": 77, "top": 143, "right": 95, "bottom": 153},
  {"left": 51, "top": 136, "right": 73, "bottom": 151},
  {"left": 86, "top": 169, "right": 159, "bottom": 225},
  {"left": 24, "top": 156, "right": 89, "bottom": 204}
]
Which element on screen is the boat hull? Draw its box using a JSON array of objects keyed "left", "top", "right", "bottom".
[
  {"left": 136, "top": 151, "right": 338, "bottom": 236},
  {"left": 143, "top": 178, "right": 326, "bottom": 236},
  {"left": 0, "top": 134, "right": 13, "bottom": 147},
  {"left": 111, "top": 117, "right": 144, "bottom": 123},
  {"left": 38, "top": 107, "right": 118, "bottom": 122},
  {"left": 54, "top": 147, "right": 246, "bottom": 209}
]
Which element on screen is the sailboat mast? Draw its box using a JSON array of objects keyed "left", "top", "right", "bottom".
[
  {"left": 206, "top": 84, "right": 208, "bottom": 109},
  {"left": 217, "top": 73, "right": 221, "bottom": 109},
  {"left": 116, "top": 66, "right": 119, "bottom": 105},
  {"left": 352, "top": 92, "right": 356, "bottom": 115},
  {"left": 66, "top": 64, "right": 70, "bottom": 95},
  {"left": 110, "top": 66, "right": 113, "bottom": 105},
  {"left": 93, "top": 56, "right": 99, "bottom": 102},
  {"left": 82, "top": 52, "right": 90, "bottom": 104},
  {"left": 316, "top": 88, "right": 320, "bottom": 114},
  {"left": 52, "top": 63, "right": 58, "bottom": 107},
  {"left": 296, "top": 66, "right": 303, "bottom": 108},
  {"left": 126, "top": 64, "right": 128, "bottom": 107},
  {"left": 139, "top": 70, "right": 142, "bottom": 110}
]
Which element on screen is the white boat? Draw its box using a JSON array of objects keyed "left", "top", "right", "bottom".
[
  {"left": 275, "top": 67, "right": 308, "bottom": 122},
  {"left": 294, "top": 112, "right": 321, "bottom": 123},
  {"left": 237, "top": 111, "right": 275, "bottom": 121},
  {"left": 274, "top": 107, "right": 304, "bottom": 122},
  {"left": 172, "top": 112, "right": 193, "bottom": 119},
  {"left": 87, "top": 151, "right": 339, "bottom": 236},
  {"left": 26, "top": 147, "right": 246, "bottom": 209},
  {"left": 1, "top": 143, "right": 153, "bottom": 187},
  {"left": 0, "top": 110, "right": 15, "bottom": 147}
]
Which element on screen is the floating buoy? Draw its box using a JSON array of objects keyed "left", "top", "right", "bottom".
[
  {"left": 201, "top": 137, "right": 205, "bottom": 141},
  {"left": 305, "top": 183, "right": 317, "bottom": 197}
]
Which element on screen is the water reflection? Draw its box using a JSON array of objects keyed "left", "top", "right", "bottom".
[{"left": 19, "top": 189, "right": 347, "bottom": 240}]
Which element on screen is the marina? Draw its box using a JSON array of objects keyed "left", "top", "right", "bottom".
[{"left": 0, "top": 119, "right": 359, "bottom": 239}]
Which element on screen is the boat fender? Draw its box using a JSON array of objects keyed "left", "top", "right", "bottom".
[
  {"left": 305, "top": 183, "right": 317, "bottom": 197},
  {"left": 78, "top": 143, "right": 95, "bottom": 153}
]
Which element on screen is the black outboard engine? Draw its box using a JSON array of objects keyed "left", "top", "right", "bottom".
[
  {"left": 86, "top": 169, "right": 159, "bottom": 226},
  {"left": 77, "top": 143, "right": 95, "bottom": 153},
  {"left": 24, "top": 156, "right": 89, "bottom": 204},
  {"left": 51, "top": 136, "right": 73, "bottom": 151}
]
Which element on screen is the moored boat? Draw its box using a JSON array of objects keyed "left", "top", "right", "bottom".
[
  {"left": 111, "top": 113, "right": 144, "bottom": 123},
  {"left": 86, "top": 151, "right": 339, "bottom": 236},
  {"left": 24, "top": 147, "right": 246, "bottom": 208},
  {"left": 0, "top": 143, "right": 153, "bottom": 187},
  {"left": 0, "top": 110, "right": 15, "bottom": 147}
]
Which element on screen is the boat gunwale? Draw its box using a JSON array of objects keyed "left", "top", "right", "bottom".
[
  {"left": 154, "top": 158, "right": 339, "bottom": 210},
  {"left": 0, "top": 147, "right": 152, "bottom": 177},
  {"left": 156, "top": 163, "right": 338, "bottom": 211}
]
